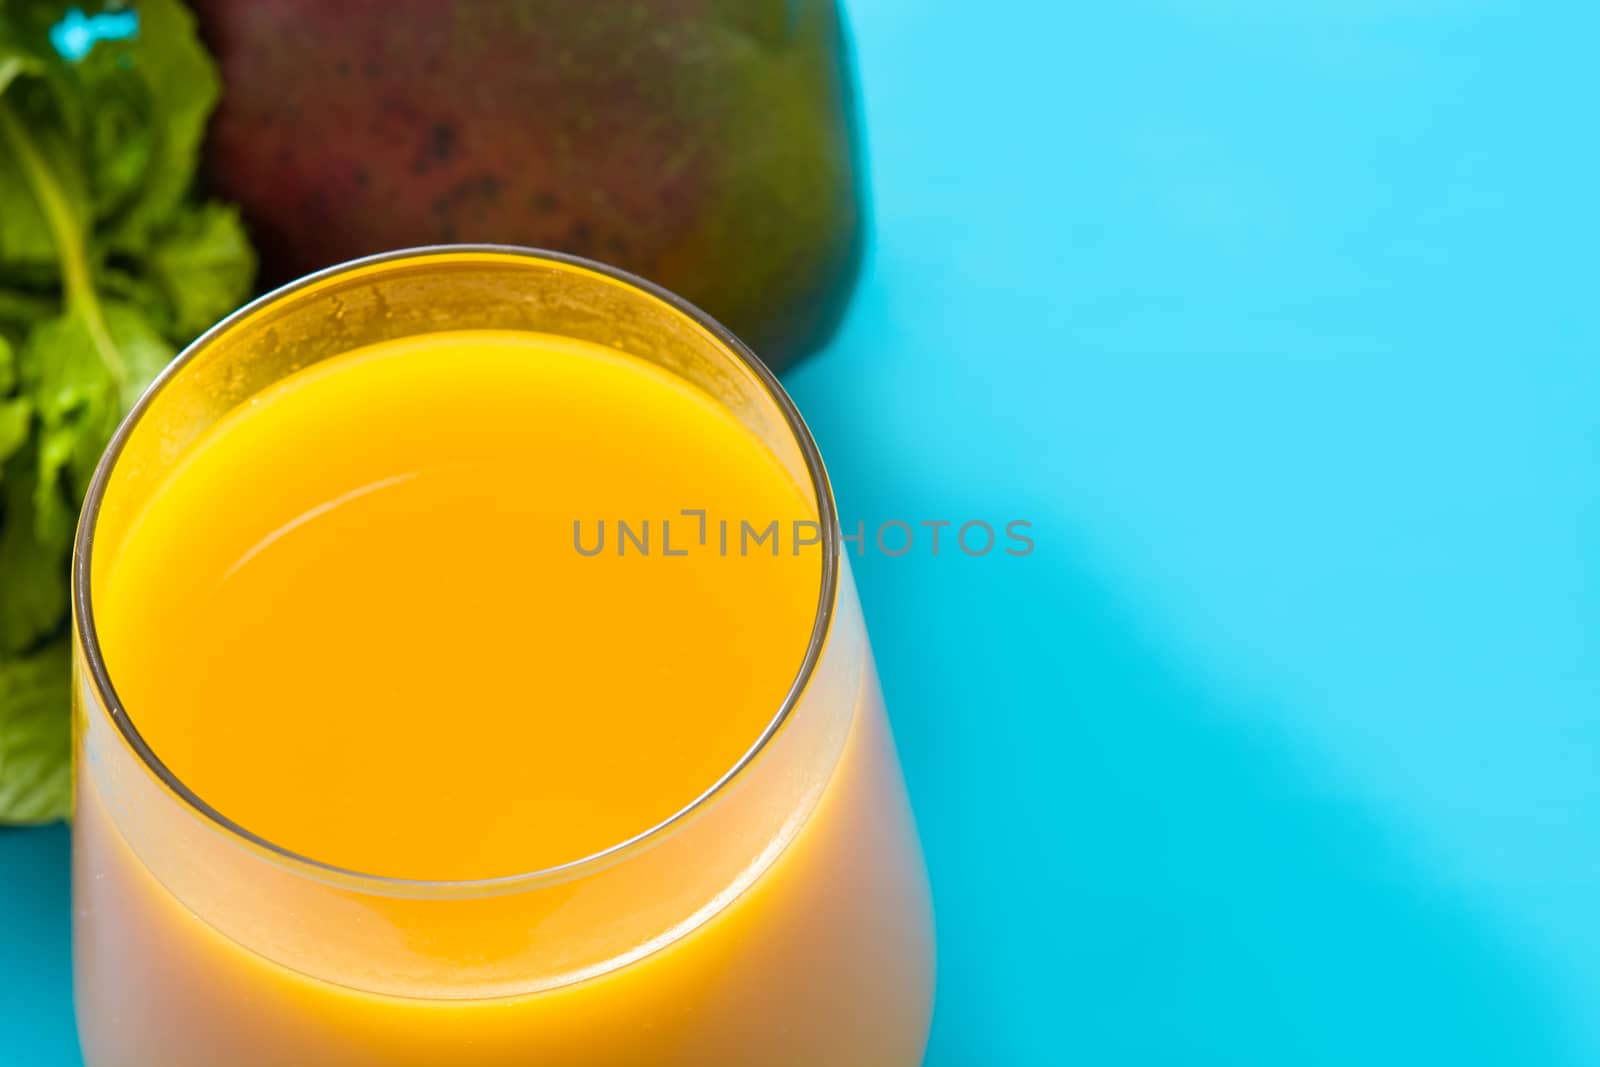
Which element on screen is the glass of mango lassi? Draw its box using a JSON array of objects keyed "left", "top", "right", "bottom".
[{"left": 70, "top": 247, "right": 934, "bottom": 1066}]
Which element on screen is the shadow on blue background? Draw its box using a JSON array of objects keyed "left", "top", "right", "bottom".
[
  {"left": 794, "top": 316, "right": 1580, "bottom": 1063},
  {"left": 788, "top": 3, "right": 1600, "bottom": 1060}
]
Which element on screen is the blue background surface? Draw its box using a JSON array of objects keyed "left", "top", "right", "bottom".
[{"left": 6, "top": 1, "right": 1600, "bottom": 1062}]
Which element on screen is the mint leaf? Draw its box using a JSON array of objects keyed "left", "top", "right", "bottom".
[
  {"left": 105, "top": 297, "right": 176, "bottom": 402},
  {"left": 21, "top": 309, "right": 121, "bottom": 548},
  {"left": 0, "top": 448, "right": 65, "bottom": 655},
  {"left": 0, "top": 1, "right": 256, "bottom": 823},
  {"left": 99, "top": 0, "right": 220, "bottom": 252},
  {"left": 0, "top": 638, "right": 72, "bottom": 823},
  {"left": 0, "top": 70, "right": 86, "bottom": 275},
  {"left": 1, "top": 1, "right": 218, "bottom": 260},
  {"left": 23, "top": 300, "right": 174, "bottom": 549},
  {"left": 145, "top": 201, "right": 255, "bottom": 338},
  {"left": 0, "top": 30, "right": 53, "bottom": 271},
  {"left": 0, "top": 288, "right": 53, "bottom": 330},
  {"left": 0, "top": 398, "right": 27, "bottom": 468},
  {"left": 0, "top": 337, "right": 27, "bottom": 472}
]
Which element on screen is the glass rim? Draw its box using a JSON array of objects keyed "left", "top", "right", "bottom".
[{"left": 71, "top": 244, "right": 842, "bottom": 898}]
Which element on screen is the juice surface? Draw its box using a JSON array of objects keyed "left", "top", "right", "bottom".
[{"left": 95, "top": 330, "right": 820, "bottom": 881}]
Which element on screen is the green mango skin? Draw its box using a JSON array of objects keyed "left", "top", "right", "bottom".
[{"left": 193, "top": 0, "right": 865, "bottom": 370}]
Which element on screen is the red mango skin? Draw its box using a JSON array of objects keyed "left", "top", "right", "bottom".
[{"left": 194, "top": 0, "right": 866, "bottom": 370}]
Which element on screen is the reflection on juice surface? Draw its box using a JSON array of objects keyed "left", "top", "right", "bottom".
[
  {"left": 72, "top": 281, "right": 934, "bottom": 1066},
  {"left": 94, "top": 331, "right": 824, "bottom": 883}
]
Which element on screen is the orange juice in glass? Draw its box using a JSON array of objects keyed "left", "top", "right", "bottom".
[{"left": 70, "top": 248, "right": 934, "bottom": 1066}]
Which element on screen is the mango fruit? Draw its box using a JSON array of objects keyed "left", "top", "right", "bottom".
[{"left": 194, "top": 0, "right": 866, "bottom": 370}]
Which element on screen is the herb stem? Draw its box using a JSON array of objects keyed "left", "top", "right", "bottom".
[{"left": 0, "top": 99, "right": 126, "bottom": 389}]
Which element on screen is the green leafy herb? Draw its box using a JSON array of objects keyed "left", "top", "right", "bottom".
[
  {"left": 0, "top": 0, "right": 256, "bottom": 822},
  {"left": 0, "top": 637, "right": 68, "bottom": 823}
]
